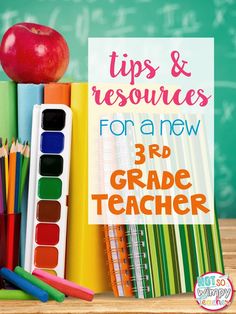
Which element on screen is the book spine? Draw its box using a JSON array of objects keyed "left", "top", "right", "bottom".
[
  {"left": 0, "top": 82, "right": 17, "bottom": 142},
  {"left": 17, "top": 84, "right": 44, "bottom": 267}
]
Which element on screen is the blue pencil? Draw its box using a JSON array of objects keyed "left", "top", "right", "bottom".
[{"left": 0, "top": 268, "right": 48, "bottom": 302}]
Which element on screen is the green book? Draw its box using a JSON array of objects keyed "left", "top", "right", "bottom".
[
  {"left": 125, "top": 113, "right": 224, "bottom": 299},
  {"left": 0, "top": 81, "right": 17, "bottom": 141}
]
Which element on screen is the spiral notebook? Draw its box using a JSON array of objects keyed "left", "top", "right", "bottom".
[
  {"left": 102, "top": 122, "right": 133, "bottom": 297},
  {"left": 102, "top": 112, "right": 224, "bottom": 298},
  {"left": 104, "top": 225, "right": 133, "bottom": 297},
  {"left": 126, "top": 114, "right": 224, "bottom": 298},
  {"left": 124, "top": 114, "right": 155, "bottom": 298}
]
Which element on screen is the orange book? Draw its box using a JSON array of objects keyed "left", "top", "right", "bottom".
[
  {"left": 104, "top": 225, "right": 133, "bottom": 297},
  {"left": 104, "top": 225, "right": 119, "bottom": 297},
  {"left": 44, "top": 83, "right": 71, "bottom": 106}
]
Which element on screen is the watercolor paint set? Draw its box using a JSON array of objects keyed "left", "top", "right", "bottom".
[{"left": 25, "top": 104, "right": 72, "bottom": 277}]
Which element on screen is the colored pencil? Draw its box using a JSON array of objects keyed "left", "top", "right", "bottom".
[
  {"left": 0, "top": 140, "right": 31, "bottom": 214},
  {"left": 8, "top": 141, "right": 17, "bottom": 214},
  {"left": 14, "top": 141, "right": 23, "bottom": 214},
  {"left": 0, "top": 147, "right": 4, "bottom": 215},
  {"left": 0, "top": 144, "right": 6, "bottom": 213},
  {"left": 4, "top": 139, "right": 8, "bottom": 201},
  {"left": 19, "top": 144, "right": 30, "bottom": 204}
]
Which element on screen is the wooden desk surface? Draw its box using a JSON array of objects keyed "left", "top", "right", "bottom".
[{"left": 0, "top": 219, "right": 235, "bottom": 314}]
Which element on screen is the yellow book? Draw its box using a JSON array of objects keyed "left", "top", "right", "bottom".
[{"left": 66, "top": 83, "right": 110, "bottom": 293}]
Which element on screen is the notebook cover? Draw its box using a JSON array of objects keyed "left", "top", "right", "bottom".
[
  {"left": 17, "top": 83, "right": 44, "bottom": 266},
  {"left": 44, "top": 83, "right": 70, "bottom": 106},
  {"left": 111, "top": 113, "right": 152, "bottom": 298},
  {"left": 146, "top": 113, "right": 224, "bottom": 297},
  {"left": 125, "top": 113, "right": 224, "bottom": 298},
  {"left": 66, "top": 83, "right": 110, "bottom": 293},
  {"left": 104, "top": 225, "right": 133, "bottom": 297},
  {"left": 104, "top": 225, "right": 119, "bottom": 297},
  {"left": 126, "top": 225, "right": 145, "bottom": 298},
  {"left": 0, "top": 81, "right": 17, "bottom": 141}
]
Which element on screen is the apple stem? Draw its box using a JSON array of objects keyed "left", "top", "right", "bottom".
[{"left": 31, "top": 27, "right": 41, "bottom": 34}]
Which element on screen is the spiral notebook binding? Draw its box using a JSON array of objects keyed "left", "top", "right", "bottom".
[
  {"left": 112, "top": 269, "right": 131, "bottom": 275},
  {"left": 104, "top": 235, "right": 125, "bottom": 242},
  {"left": 126, "top": 224, "right": 153, "bottom": 299},
  {"left": 110, "top": 247, "right": 125, "bottom": 253},
  {"left": 129, "top": 263, "right": 147, "bottom": 270},
  {"left": 125, "top": 229, "right": 144, "bottom": 236},
  {"left": 132, "top": 285, "right": 151, "bottom": 293},
  {"left": 126, "top": 241, "right": 145, "bottom": 248},
  {"left": 128, "top": 252, "right": 146, "bottom": 259},
  {"left": 115, "top": 279, "right": 133, "bottom": 286},
  {"left": 131, "top": 275, "right": 149, "bottom": 281},
  {"left": 104, "top": 225, "right": 134, "bottom": 297}
]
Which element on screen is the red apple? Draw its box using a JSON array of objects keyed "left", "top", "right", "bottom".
[{"left": 0, "top": 22, "right": 69, "bottom": 83}]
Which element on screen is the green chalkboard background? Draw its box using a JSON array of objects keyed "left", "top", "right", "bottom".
[{"left": 0, "top": 0, "right": 235, "bottom": 217}]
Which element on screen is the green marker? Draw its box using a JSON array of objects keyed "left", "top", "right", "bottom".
[
  {"left": 14, "top": 267, "right": 65, "bottom": 302},
  {"left": 0, "top": 290, "right": 36, "bottom": 300}
]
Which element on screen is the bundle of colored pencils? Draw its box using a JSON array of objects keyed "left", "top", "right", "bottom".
[{"left": 0, "top": 139, "right": 30, "bottom": 215}]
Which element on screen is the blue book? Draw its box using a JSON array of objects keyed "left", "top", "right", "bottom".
[
  {"left": 17, "top": 84, "right": 44, "bottom": 266},
  {"left": 18, "top": 84, "right": 44, "bottom": 142}
]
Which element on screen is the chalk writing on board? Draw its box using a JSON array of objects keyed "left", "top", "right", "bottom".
[
  {"left": 105, "top": 7, "right": 136, "bottom": 36},
  {"left": 213, "top": 0, "right": 235, "bottom": 7},
  {"left": 1, "top": 10, "right": 18, "bottom": 32},
  {"left": 0, "top": 0, "right": 236, "bottom": 217},
  {"left": 145, "top": 24, "right": 156, "bottom": 35},
  {"left": 215, "top": 101, "right": 235, "bottom": 124},
  {"left": 215, "top": 143, "right": 235, "bottom": 210},
  {"left": 91, "top": 8, "right": 105, "bottom": 24},
  {"left": 48, "top": 7, "right": 60, "bottom": 28},
  {"left": 215, "top": 81, "right": 236, "bottom": 89},
  {"left": 75, "top": 7, "right": 89, "bottom": 44},
  {"left": 213, "top": 7, "right": 226, "bottom": 27},
  {"left": 157, "top": 5, "right": 201, "bottom": 35},
  {"left": 229, "top": 28, "right": 236, "bottom": 58}
]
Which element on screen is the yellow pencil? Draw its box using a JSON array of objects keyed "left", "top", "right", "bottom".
[{"left": 8, "top": 140, "right": 17, "bottom": 214}]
